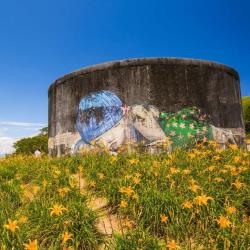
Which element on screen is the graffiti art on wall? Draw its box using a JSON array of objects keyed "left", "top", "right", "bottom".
[{"left": 72, "top": 90, "right": 236, "bottom": 153}]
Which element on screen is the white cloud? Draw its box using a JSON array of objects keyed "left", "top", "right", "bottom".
[
  {"left": 0, "top": 137, "right": 16, "bottom": 155},
  {"left": 0, "top": 121, "right": 46, "bottom": 138},
  {"left": 0, "top": 121, "right": 46, "bottom": 127},
  {"left": 0, "top": 120, "right": 47, "bottom": 156}
]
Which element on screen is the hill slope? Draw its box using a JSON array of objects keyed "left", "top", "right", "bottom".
[
  {"left": 242, "top": 96, "right": 250, "bottom": 138},
  {"left": 0, "top": 145, "right": 249, "bottom": 249}
]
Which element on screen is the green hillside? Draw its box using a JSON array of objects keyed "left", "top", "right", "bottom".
[
  {"left": 242, "top": 96, "right": 250, "bottom": 138},
  {"left": 0, "top": 145, "right": 249, "bottom": 249}
]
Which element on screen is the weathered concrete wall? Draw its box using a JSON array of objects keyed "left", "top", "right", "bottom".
[{"left": 48, "top": 58, "right": 245, "bottom": 156}]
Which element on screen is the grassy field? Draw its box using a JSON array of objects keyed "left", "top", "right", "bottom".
[{"left": 0, "top": 143, "right": 249, "bottom": 249}]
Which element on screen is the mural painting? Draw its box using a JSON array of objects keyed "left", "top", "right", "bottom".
[{"left": 72, "top": 90, "right": 236, "bottom": 154}]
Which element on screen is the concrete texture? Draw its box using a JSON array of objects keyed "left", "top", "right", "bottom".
[{"left": 48, "top": 57, "right": 245, "bottom": 156}]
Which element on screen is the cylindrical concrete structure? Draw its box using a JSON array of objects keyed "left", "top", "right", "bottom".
[{"left": 48, "top": 58, "right": 245, "bottom": 156}]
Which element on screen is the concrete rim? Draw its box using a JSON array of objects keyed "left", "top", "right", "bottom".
[{"left": 48, "top": 57, "right": 239, "bottom": 93}]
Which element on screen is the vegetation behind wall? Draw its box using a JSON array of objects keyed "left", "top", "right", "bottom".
[
  {"left": 13, "top": 127, "right": 48, "bottom": 155},
  {"left": 242, "top": 96, "right": 250, "bottom": 138}
]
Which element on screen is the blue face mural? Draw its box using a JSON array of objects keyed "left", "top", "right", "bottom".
[{"left": 76, "top": 90, "right": 123, "bottom": 144}]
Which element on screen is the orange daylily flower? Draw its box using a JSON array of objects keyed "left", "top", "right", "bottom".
[
  {"left": 189, "top": 184, "right": 201, "bottom": 193},
  {"left": 232, "top": 179, "right": 245, "bottom": 189},
  {"left": 167, "top": 239, "right": 179, "bottom": 249},
  {"left": 216, "top": 216, "right": 231, "bottom": 229},
  {"left": 225, "top": 206, "right": 236, "bottom": 215},
  {"left": 119, "top": 200, "right": 128, "bottom": 208},
  {"left": 4, "top": 219, "right": 19, "bottom": 233},
  {"left": 23, "top": 239, "right": 38, "bottom": 250},
  {"left": 128, "top": 159, "right": 138, "bottom": 165},
  {"left": 50, "top": 204, "right": 67, "bottom": 216},
  {"left": 61, "top": 231, "right": 73, "bottom": 244},
  {"left": 160, "top": 214, "right": 168, "bottom": 223},
  {"left": 194, "top": 195, "right": 213, "bottom": 206},
  {"left": 119, "top": 186, "right": 134, "bottom": 196},
  {"left": 182, "top": 201, "right": 193, "bottom": 209}
]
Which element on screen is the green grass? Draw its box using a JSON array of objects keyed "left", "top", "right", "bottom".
[
  {"left": 0, "top": 156, "right": 102, "bottom": 250},
  {"left": 0, "top": 143, "right": 249, "bottom": 249},
  {"left": 80, "top": 145, "right": 250, "bottom": 249}
]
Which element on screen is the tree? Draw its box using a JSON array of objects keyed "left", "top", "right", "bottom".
[
  {"left": 13, "top": 127, "right": 48, "bottom": 155},
  {"left": 40, "top": 127, "right": 48, "bottom": 135}
]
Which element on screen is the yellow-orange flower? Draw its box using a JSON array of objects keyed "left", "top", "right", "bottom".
[
  {"left": 214, "top": 177, "right": 224, "bottom": 183},
  {"left": 42, "top": 179, "right": 48, "bottom": 189},
  {"left": 90, "top": 140, "right": 96, "bottom": 145},
  {"left": 140, "top": 139, "right": 145, "bottom": 145},
  {"left": 239, "top": 166, "right": 248, "bottom": 173},
  {"left": 154, "top": 172, "right": 159, "bottom": 177},
  {"left": 97, "top": 172, "right": 105, "bottom": 180},
  {"left": 188, "top": 184, "right": 201, "bottom": 193},
  {"left": 4, "top": 219, "right": 19, "bottom": 233},
  {"left": 189, "top": 178, "right": 197, "bottom": 185},
  {"left": 119, "top": 186, "right": 134, "bottom": 196},
  {"left": 153, "top": 161, "right": 160, "bottom": 168},
  {"left": 220, "top": 169, "right": 228, "bottom": 174},
  {"left": 18, "top": 216, "right": 28, "bottom": 224},
  {"left": 133, "top": 177, "right": 140, "bottom": 184},
  {"left": 194, "top": 195, "right": 213, "bottom": 206},
  {"left": 170, "top": 167, "right": 180, "bottom": 174},
  {"left": 228, "top": 144, "right": 237, "bottom": 150},
  {"left": 160, "top": 214, "right": 168, "bottom": 223},
  {"left": 213, "top": 155, "right": 221, "bottom": 161},
  {"left": 50, "top": 204, "right": 67, "bottom": 216},
  {"left": 208, "top": 140, "right": 218, "bottom": 147},
  {"left": 135, "top": 172, "right": 141, "bottom": 178},
  {"left": 188, "top": 153, "right": 196, "bottom": 159},
  {"left": 165, "top": 159, "right": 172, "bottom": 165},
  {"left": 61, "top": 231, "right": 73, "bottom": 244},
  {"left": 119, "top": 200, "right": 128, "bottom": 208},
  {"left": 225, "top": 206, "right": 236, "bottom": 215},
  {"left": 53, "top": 169, "right": 61, "bottom": 177},
  {"left": 23, "top": 239, "right": 38, "bottom": 250},
  {"left": 207, "top": 165, "right": 216, "bottom": 171},
  {"left": 125, "top": 174, "right": 132, "bottom": 179},
  {"left": 233, "top": 156, "right": 241, "bottom": 163},
  {"left": 224, "top": 164, "right": 234, "bottom": 170},
  {"left": 182, "top": 201, "right": 193, "bottom": 209},
  {"left": 123, "top": 218, "right": 133, "bottom": 229},
  {"left": 78, "top": 165, "right": 84, "bottom": 173},
  {"left": 128, "top": 159, "right": 138, "bottom": 165},
  {"left": 216, "top": 216, "right": 231, "bottom": 229},
  {"left": 63, "top": 246, "right": 74, "bottom": 250},
  {"left": 58, "top": 187, "right": 70, "bottom": 197},
  {"left": 63, "top": 220, "right": 73, "bottom": 227},
  {"left": 89, "top": 180, "right": 96, "bottom": 188},
  {"left": 31, "top": 185, "right": 40, "bottom": 195},
  {"left": 167, "top": 239, "right": 179, "bottom": 249},
  {"left": 231, "top": 169, "right": 239, "bottom": 176},
  {"left": 111, "top": 156, "right": 117, "bottom": 162},
  {"left": 183, "top": 169, "right": 191, "bottom": 175},
  {"left": 232, "top": 179, "right": 244, "bottom": 189}
]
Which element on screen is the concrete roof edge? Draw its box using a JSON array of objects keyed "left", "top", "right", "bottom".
[{"left": 48, "top": 57, "right": 240, "bottom": 93}]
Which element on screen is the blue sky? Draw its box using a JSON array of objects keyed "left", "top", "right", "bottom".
[{"left": 0, "top": 0, "right": 249, "bottom": 153}]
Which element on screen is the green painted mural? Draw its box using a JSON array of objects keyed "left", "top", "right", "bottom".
[{"left": 159, "top": 107, "right": 213, "bottom": 148}]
